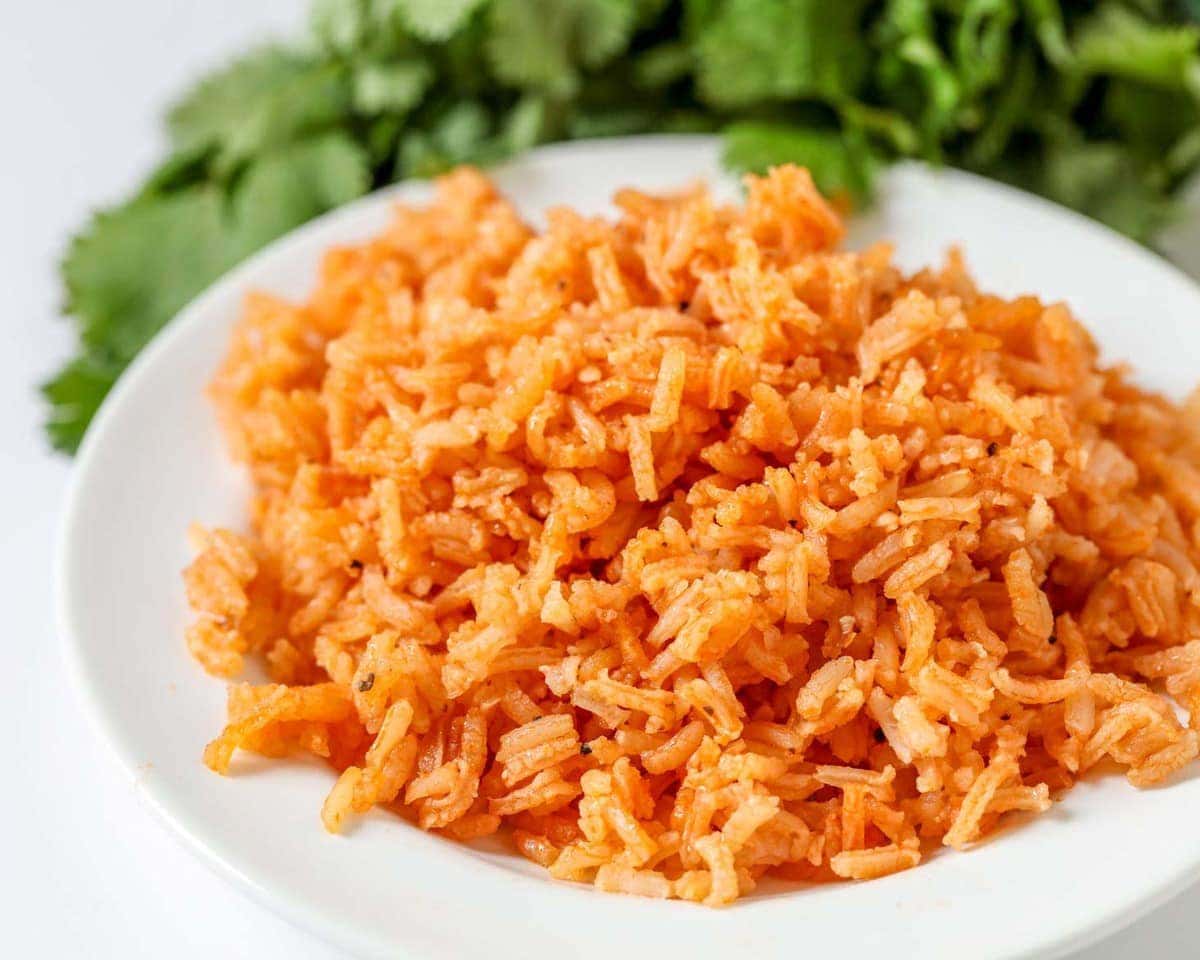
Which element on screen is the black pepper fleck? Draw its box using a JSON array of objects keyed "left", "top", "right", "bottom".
[
  {"left": 987, "top": 442, "right": 999, "bottom": 456},
  {"left": 1000, "top": 712, "right": 1011, "bottom": 722},
  {"left": 349, "top": 559, "right": 363, "bottom": 571},
  {"left": 1048, "top": 634, "right": 1057, "bottom": 645},
  {"left": 703, "top": 705, "right": 715, "bottom": 715},
  {"left": 579, "top": 743, "right": 593, "bottom": 755},
  {"left": 356, "top": 673, "right": 375, "bottom": 692},
  {"left": 873, "top": 728, "right": 886, "bottom": 743}
]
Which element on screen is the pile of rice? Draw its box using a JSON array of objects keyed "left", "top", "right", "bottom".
[{"left": 188, "top": 166, "right": 1200, "bottom": 904}]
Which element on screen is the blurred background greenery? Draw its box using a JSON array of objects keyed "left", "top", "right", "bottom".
[{"left": 43, "top": 0, "right": 1200, "bottom": 452}]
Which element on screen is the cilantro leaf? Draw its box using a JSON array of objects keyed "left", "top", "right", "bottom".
[
  {"left": 62, "top": 187, "right": 237, "bottom": 363},
  {"left": 41, "top": 354, "right": 124, "bottom": 454},
  {"left": 722, "top": 122, "right": 877, "bottom": 202},
  {"left": 503, "top": 95, "right": 550, "bottom": 152},
  {"left": 395, "top": 0, "right": 488, "bottom": 40},
  {"left": 1036, "top": 136, "right": 1174, "bottom": 242},
  {"left": 952, "top": 0, "right": 1016, "bottom": 99},
  {"left": 1023, "top": 0, "right": 1071, "bottom": 68},
  {"left": 694, "top": 0, "right": 870, "bottom": 108},
  {"left": 353, "top": 60, "right": 432, "bottom": 114},
  {"left": 634, "top": 42, "right": 694, "bottom": 89},
  {"left": 487, "top": 0, "right": 637, "bottom": 97},
  {"left": 568, "top": 105, "right": 659, "bottom": 139},
  {"left": 311, "top": 0, "right": 369, "bottom": 54},
  {"left": 166, "top": 48, "right": 351, "bottom": 167},
  {"left": 46, "top": 186, "right": 239, "bottom": 452},
  {"left": 139, "top": 142, "right": 214, "bottom": 196},
  {"left": 963, "top": 41, "right": 1036, "bottom": 168},
  {"left": 1074, "top": 3, "right": 1200, "bottom": 92},
  {"left": 398, "top": 101, "right": 499, "bottom": 176},
  {"left": 231, "top": 134, "right": 372, "bottom": 255},
  {"left": 872, "top": 0, "right": 962, "bottom": 151},
  {"left": 837, "top": 101, "right": 920, "bottom": 155},
  {"left": 431, "top": 101, "right": 495, "bottom": 158},
  {"left": 1103, "top": 80, "right": 1200, "bottom": 168}
]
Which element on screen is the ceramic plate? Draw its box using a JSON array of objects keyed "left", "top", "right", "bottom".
[{"left": 59, "top": 135, "right": 1200, "bottom": 960}]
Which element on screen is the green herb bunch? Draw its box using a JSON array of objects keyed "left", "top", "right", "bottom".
[{"left": 44, "top": 0, "right": 1200, "bottom": 452}]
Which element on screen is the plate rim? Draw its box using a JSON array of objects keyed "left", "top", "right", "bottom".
[{"left": 57, "top": 133, "right": 1200, "bottom": 960}]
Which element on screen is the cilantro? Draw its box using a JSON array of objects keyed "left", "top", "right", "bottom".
[
  {"left": 395, "top": 0, "right": 489, "bottom": 40},
  {"left": 310, "top": 0, "right": 370, "bottom": 54},
  {"left": 231, "top": 134, "right": 371, "bottom": 255},
  {"left": 1024, "top": 0, "right": 1071, "bottom": 68},
  {"left": 487, "top": 0, "right": 637, "bottom": 96},
  {"left": 62, "top": 187, "right": 236, "bottom": 364},
  {"left": 352, "top": 60, "right": 433, "bottom": 114},
  {"left": 1074, "top": 4, "right": 1200, "bottom": 92},
  {"left": 503, "top": 95, "right": 550, "bottom": 153},
  {"left": 633, "top": 43, "right": 693, "bottom": 90},
  {"left": 1037, "top": 137, "right": 1175, "bottom": 242},
  {"left": 1103, "top": 79, "right": 1200, "bottom": 167},
  {"left": 962, "top": 41, "right": 1037, "bottom": 168},
  {"left": 398, "top": 100, "right": 499, "bottom": 177},
  {"left": 43, "top": 186, "right": 238, "bottom": 451},
  {"left": 722, "top": 123, "right": 877, "bottom": 203},
  {"left": 44, "top": 0, "right": 1200, "bottom": 452},
  {"left": 952, "top": 0, "right": 1017, "bottom": 99},
  {"left": 694, "top": 0, "right": 870, "bottom": 108},
  {"left": 872, "top": 0, "right": 962, "bottom": 153},
  {"left": 166, "top": 48, "right": 352, "bottom": 170},
  {"left": 41, "top": 354, "right": 124, "bottom": 455},
  {"left": 44, "top": 135, "right": 367, "bottom": 451}
]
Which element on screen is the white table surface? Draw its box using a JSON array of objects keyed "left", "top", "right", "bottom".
[{"left": 2, "top": 3, "right": 1198, "bottom": 956}]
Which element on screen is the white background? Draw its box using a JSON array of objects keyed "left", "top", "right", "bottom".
[{"left": 2, "top": 2, "right": 1198, "bottom": 956}]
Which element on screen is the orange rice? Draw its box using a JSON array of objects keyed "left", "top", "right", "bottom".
[{"left": 187, "top": 166, "right": 1200, "bottom": 904}]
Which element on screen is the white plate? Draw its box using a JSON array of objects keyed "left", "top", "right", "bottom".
[{"left": 59, "top": 135, "right": 1200, "bottom": 960}]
